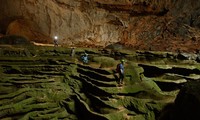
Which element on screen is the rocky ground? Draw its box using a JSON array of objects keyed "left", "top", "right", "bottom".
[
  {"left": 1, "top": 1, "right": 200, "bottom": 119},
  {"left": 1, "top": 42, "right": 200, "bottom": 120}
]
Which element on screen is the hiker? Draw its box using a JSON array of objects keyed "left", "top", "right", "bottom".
[
  {"left": 81, "top": 52, "right": 88, "bottom": 64},
  {"left": 54, "top": 36, "right": 58, "bottom": 47},
  {"left": 70, "top": 47, "right": 75, "bottom": 58},
  {"left": 116, "top": 59, "right": 125, "bottom": 85}
]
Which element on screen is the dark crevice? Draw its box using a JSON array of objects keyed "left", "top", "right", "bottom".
[
  {"left": 96, "top": 2, "right": 169, "bottom": 16},
  {"left": 78, "top": 64, "right": 111, "bottom": 75},
  {"left": 117, "top": 91, "right": 143, "bottom": 97},
  {"left": 139, "top": 64, "right": 200, "bottom": 77},
  {"left": 81, "top": 75, "right": 116, "bottom": 87},
  {"left": 155, "top": 81, "right": 184, "bottom": 91},
  {"left": 138, "top": 64, "right": 165, "bottom": 77},
  {"left": 74, "top": 95, "right": 108, "bottom": 120},
  {"left": 77, "top": 68, "right": 114, "bottom": 82},
  {"left": 85, "top": 93, "right": 118, "bottom": 114},
  {"left": 71, "top": 75, "right": 113, "bottom": 97}
]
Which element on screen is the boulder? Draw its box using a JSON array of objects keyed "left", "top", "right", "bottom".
[
  {"left": 159, "top": 81, "right": 200, "bottom": 120},
  {"left": 174, "top": 81, "right": 200, "bottom": 120}
]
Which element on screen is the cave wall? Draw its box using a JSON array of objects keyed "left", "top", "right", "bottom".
[{"left": 0, "top": 0, "right": 200, "bottom": 51}]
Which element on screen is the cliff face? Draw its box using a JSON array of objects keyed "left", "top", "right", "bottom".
[{"left": 0, "top": 0, "right": 200, "bottom": 52}]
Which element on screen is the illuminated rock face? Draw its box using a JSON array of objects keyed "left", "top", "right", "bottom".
[{"left": 0, "top": 0, "right": 200, "bottom": 51}]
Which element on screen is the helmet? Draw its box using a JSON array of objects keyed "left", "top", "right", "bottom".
[
  {"left": 120, "top": 59, "right": 125, "bottom": 63},
  {"left": 84, "top": 52, "right": 88, "bottom": 56}
]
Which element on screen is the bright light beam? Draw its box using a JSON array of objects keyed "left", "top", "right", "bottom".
[{"left": 54, "top": 36, "right": 58, "bottom": 40}]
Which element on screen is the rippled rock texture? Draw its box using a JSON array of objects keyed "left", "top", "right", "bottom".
[
  {"left": 1, "top": 43, "right": 200, "bottom": 119},
  {"left": 1, "top": 0, "right": 200, "bottom": 52}
]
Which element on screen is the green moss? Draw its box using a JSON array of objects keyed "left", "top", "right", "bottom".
[
  {"left": 122, "top": 97, "right": 148, "bottom": 113},
  {"left": 0, "top": 45, "right": 189, "bottom": 120},
  {"left": 125, "top": 62, "right": 144, "bottom": 83},
  {"left": 92, "top": 56, "right": 117, "bottom": 68},
  {"left": 99, "top": 83, "right": 144, "bottom": 94}
]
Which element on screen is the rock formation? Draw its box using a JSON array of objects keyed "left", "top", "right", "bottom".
[
  {"left": 159, "top": 81, "right": 200, "bottom": 120},
  {"left": 1, "top": 43, "right": 200, "bottom": 119},
  {"left": 1, "top": 1, "right": 200, "bottom": 119},
  {"left": 1, "top": 0, "right": 200, "bottom": 51}
]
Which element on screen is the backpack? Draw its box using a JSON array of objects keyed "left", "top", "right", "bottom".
[{"left": 116, "top": 64, "right": 120, "bottom": 73}]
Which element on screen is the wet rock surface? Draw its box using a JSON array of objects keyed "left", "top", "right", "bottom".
[{"left": 0, "top": 45, "right": 200, "bottom": 119}]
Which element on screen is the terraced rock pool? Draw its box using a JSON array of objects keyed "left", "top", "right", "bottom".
[{"left": 1, "top": 45, "right": 200, "bottom": 120}]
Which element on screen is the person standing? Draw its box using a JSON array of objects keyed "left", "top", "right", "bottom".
[
  {"left": 81, "top": 52, "right": 89, "bottom": 64},
  {"left": 70, "top": 47, "right": 75, "bottom": 58},
  {"left": 116, "top": 59, "right": 125, "bottom": 85},
  {"left": 54, "top": 36, "right": 58, "bottom": 47}
]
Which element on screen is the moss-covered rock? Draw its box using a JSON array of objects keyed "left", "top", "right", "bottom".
[{"left": 1, "top": 45, "right": 198, "bottom": 120}]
